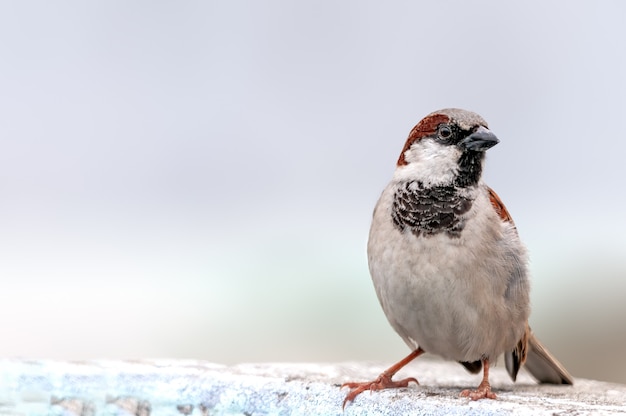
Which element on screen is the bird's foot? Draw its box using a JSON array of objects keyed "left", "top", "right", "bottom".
[
  {"left": 341, "top": 373, "right": 418, "bottom": 409},
  {"left": 460, "top": 380, "right": 496, "bottom": 400}
]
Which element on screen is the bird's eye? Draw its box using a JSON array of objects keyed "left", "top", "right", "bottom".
[{"left": 438, "top": 125, "right": 453, "bottom": 141}]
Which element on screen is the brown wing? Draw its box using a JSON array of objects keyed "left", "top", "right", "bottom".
[
  {"left": 487, "top": 187, "right": 514, "bottom": 224},
  {"left": 490, "top": 186, "right": 529, "bottom": 380},
  {"left": 504, "top": 324, "right": 529, "bottom": 381},
  {"left": 494, "top": 188, "right": 574, "bottom": 384}
]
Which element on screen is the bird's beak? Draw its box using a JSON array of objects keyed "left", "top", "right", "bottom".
[{"left": 460, "top": 126, "right": 499, "bottom": 151}]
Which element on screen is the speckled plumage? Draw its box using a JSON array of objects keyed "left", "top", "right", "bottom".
[{"left": 391, "top": 180, "right": 473, "bottom": 238}]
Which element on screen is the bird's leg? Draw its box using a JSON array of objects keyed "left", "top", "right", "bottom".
[
  {"left": 341, "top": 348, "right": 423, "bottom": 409},
  {"left": 460, "top": 357, "right": 497, "bottom": 400}
]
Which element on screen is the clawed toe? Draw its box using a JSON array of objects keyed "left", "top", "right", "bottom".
[
  {"left": 341, "top": 374, "right": 418, "bottom": 409},
  {"left": 341, "top": 349, "right": 424, "bottom": 409},
  {"left": 460, "top": 381, "right": 496, "bottom": 400}
]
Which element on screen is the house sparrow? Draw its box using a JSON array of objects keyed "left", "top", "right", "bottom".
[{"left": 342, "top": 108, "right": 572, "bottom": 407}]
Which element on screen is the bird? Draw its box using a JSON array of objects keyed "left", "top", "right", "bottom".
[{"left": 342, "top": 108, "right": 573, "bottom": 408}]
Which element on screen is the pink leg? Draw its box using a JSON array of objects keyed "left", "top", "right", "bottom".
[
  {"left": 460, "top": 358, "right": 497, "bottom": 400},
  {"left": 341, "top": 348, "right": 423, "bottom": 409}
]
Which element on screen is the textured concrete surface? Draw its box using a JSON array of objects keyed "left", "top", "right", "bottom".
[{"left": 0, "top": 358, "right": 625, "bottom": 415}]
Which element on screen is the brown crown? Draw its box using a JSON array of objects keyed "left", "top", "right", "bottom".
[{"left": 397, "top": 113, "right": 450, "bottom": 166}]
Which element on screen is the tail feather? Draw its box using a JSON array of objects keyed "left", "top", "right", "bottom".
[{"left": 506, "top": 328, "right": 573, "bottom": 385}]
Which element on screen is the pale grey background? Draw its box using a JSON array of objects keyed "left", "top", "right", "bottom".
[{"left": 1, "top": 1, "right": 625, "bottom": 384}]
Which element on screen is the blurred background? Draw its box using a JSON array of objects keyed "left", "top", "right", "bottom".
[{"left": 1, "top": 1, "right": 625, "bottom": 384}]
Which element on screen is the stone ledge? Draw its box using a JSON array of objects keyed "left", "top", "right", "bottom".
[{"left": 0, "top": 358, "right": 625, "bottom": 415}]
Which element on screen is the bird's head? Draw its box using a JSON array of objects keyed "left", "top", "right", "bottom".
[{"left": 394, "top": 108, "right": 499, "bottom": 187}]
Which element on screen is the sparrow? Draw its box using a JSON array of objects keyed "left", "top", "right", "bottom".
[{"left": 342, "top": 108, "right": 572, "bottom": 407}]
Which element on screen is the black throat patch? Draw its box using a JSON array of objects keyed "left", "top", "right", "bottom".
[
  {"left": 455, "top": 151, "right": 485, "bottom": 188},
  {"left": 391, "top": 181, "right": 474, "bottom": 238}
]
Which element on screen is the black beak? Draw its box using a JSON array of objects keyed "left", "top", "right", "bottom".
[{"left": 460, "top": 126, "right": 499, "bottom": 151}]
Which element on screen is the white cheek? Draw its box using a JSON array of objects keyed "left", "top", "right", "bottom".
[{"left": 393, "top": 140, "right": 462, "bottom": 186}]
